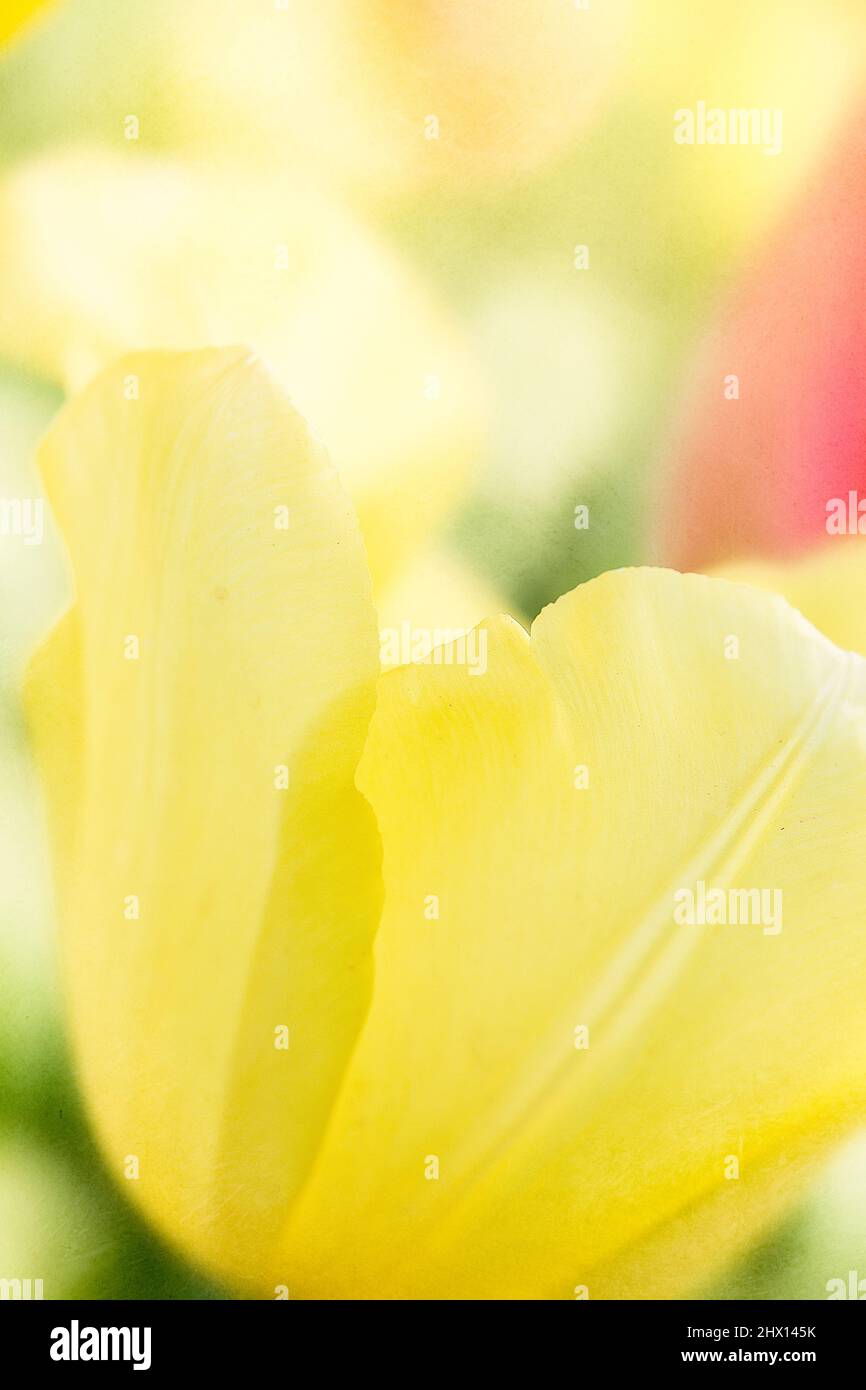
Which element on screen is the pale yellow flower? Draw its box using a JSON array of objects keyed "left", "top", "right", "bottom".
[
  {"left": 0, "top": 149, "right": 485, "bottom": 591},
  {"left": 167, "top": 0, "right": 632, "bottom": 193},
  {"left": 27, "top": 350, "right": 866, "bottom": 1298}
]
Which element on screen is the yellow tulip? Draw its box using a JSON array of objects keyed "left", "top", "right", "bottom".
[
  {"left": 0, "top": 149, "right": 485, "bottom": 591},
  {"left": 28, "top": 350, "right": 866, "bottom": 1297}
]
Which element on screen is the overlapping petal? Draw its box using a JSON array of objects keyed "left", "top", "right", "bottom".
[
  {"left": 377, "top": 546, "right": 517, "bottom": 669},
  {"left": 0, "top": 149, "right": 485, "bottom": 589},
  {"left": 277, "top": 569, "right": 866, "bottom": 1298},
  {"left": 25, "top": 348, "right": 383, "bottom": 1284}
]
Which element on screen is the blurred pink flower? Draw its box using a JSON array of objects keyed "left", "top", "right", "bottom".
[{"left": 655, "top": 103, "right": 866, "bottom": 569}]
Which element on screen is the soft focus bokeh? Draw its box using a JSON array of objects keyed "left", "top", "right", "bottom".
[{"left": 2, "top": 0, "right": 866, "bottom": 1298}]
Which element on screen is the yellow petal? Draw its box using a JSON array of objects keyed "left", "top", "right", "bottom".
[
  {"left": 376, "top": 545, "right": 518, "bottom": 669},
  {"left": 714, "top": 539, "right": 866, "bottom": 660},
  {"left": 0, "top": 149, "right": 485, "bottom": 589},
  {"left": 25, "top": 348, "right": 382, "bottom": 1286},
  {"left": 278, "top": 568, "right": 866, "bottom": 1298}
]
